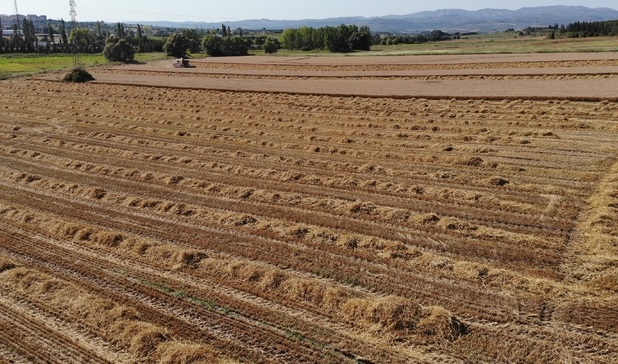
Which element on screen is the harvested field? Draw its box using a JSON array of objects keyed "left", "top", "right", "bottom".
[
  {"left": 39, "top": 53, "right": 618, "bottom": 100},
  {"left": 2, "top": 53, "right": 618, "bottom": 363}
]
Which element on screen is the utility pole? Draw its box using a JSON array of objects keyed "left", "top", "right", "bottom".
[
  {"left": 13, "top": 0, "right": 21, "bottom": 38},
  {"left": 13, "top": 0, "right": 20, "bottom": 33},
  {"left": 69, "top": 0, "right": 81, "bottom": 68}
]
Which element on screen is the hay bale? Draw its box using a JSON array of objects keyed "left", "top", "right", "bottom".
[
  {"left": 283, "top": 279, "right": 327, "bottom": 305},
  {"left": 129, "top": 240, "right": 152, "bottom": 255},
  {"left": 107, "top": 305, "right": 140, "bottom": 322},
  {"left": 384, "top": 209, "right": 411, "bottom": 222},
  {"left": 239, "top": 265, "right": 265, "bottom": 282},
  {"left": 54, "top": 223, "right": 81, "bottom": 239},
  {"left": 111, "top": 320, "right": 169, "bottom": 356},
  {"left": 62, "top": 68, "right": 95, "bottom": 83},
  {"left": 257, "top": 270, "right": 288, "bottom": 291},
  {"left": 166, "top": 175, "right": 185, "bottom": 185},
  {"left": 35, "top": 278, "right": 66, "bottom": 296},
  {"left": 341, "top": 298, "right": 370, "bottom": 325},
  {"left": 155, "top": 342, "right": 220, "bottom": 364},
  {"left": 365, "top": 297, "right": 423, "bottom": 334},
  {"left": 135, "top": 243, "right": 207, "bottom": 271},
  {"left": 234, "top": 215, "right": 257, "bottom": 227},
  {"left": 343, "top": 296, "right": 422, "bottom": 337},
  {"left": 416, "top": 306, "right": 468, "bottom": 343},
  {"left": 437, "top": 217, "right": 478, "bottom": 231},
  {"left": 0, "top": 259, "right": 16, "bottom": 273},
  {"left": 412, "top": 213, "right": 441, "bottom": 225},
  {"left": 75, "top": 228, "right": 95, "bottom": 241},
  {"left": 348, "top": 201, "right": 378, "bottom": 215},
  {"left": 310, "top": 230, "right": 339, "bottom": 245},
  {"left": 90, "top": 188, "right": 107, "bottom": 199},
  {"left": 285, "top": 226, "right": 310, "bottom": 239},
  {"left": 92, "top": 231, "right": 125, "bottom": 247},
  {"left": 321, "top": 287, "right": 351, "bottom": 312},
  {"left": 487, "top": 177, "right": 509, "bottom": 186},
  {"left": 463, "top": 157, "right": 484, "bottom": 167},
  {"left": 174, "top": 251, "right": 208, "bottom": 268},
  {"left": 4, "top": 268, "right": 42, "bottom": 290}
]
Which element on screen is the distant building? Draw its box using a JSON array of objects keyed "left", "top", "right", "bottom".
[
  {"left": 1, "top": 13, "right": 47, "bottom": 27},
  {"left": 27, "top": 14, "right": 47, "bottom": 22}
]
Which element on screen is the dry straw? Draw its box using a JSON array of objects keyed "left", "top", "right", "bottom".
[{"left": 0, "top": 264, "right": 226, "bottom": 362}]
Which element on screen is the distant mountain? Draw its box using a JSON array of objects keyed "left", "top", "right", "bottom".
[{"left": 137, "top": 6, "right": 618, "bottom": 33}]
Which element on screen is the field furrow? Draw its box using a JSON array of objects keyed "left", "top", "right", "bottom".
[{"left": 2, "top": 53, "right": 617, "bottom": 363}]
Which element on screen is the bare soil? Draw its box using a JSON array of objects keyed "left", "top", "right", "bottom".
[{"left": 39, "top": 52, "right": 618, "bottom": 99}]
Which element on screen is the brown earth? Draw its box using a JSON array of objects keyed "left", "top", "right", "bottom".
[
  {"left": 39, "top": 52, "right": 618, "bottom": 99},
  {"left": 2, "top": 53, "right": 617, "bottom": 363}
]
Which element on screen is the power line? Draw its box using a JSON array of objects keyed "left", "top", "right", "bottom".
[
  {"left": 69, "top": 0, "right": 77, "bottom": 24},
  {"left": 69, "top": 0, "right": 81, "bottom": 69}
]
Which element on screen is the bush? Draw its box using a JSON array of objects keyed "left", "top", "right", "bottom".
[
  {"left": 62, "top": 68, "right": 95, "bottom": 83},
  {"left": 163, "top": 33, "right": 190, "bottom": 58},
  {"left": 201, "top": 36, "right": 250, "bottom": 57},
  {"left": 201, "top": 35, "right": 224, "bottom": 57},
  {"left": 103, "top": 36, "right": 136, "bottom": 63},
  {"left": 262, "top": 38, "right": 278, "bottom": 54}
]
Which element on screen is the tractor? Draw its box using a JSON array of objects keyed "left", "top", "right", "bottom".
[{"left": 173, "top": 57, "right": 195, "bottom": 68}]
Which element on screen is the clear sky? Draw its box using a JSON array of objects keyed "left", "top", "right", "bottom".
[{"left": 2, "top": 1, "right": 617, "bottom": 23}]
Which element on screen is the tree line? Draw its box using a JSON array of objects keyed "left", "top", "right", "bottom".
[
  {"left": 102, "top": 23, "right": 283, "bottom": 61},
  {"left": 175, "top": 23, "right": 373, "bottom": 57},
  {"left": 1, "top": 20, "right": 378, "bottom": 59},
  {"left": 0, "top": 19, "right": 165, "bottom": 54},
  {"left": 280, "top": 25, "right": 371, "bottom": 52},
  {"left": 0, "top": 19, "right": 280, "bottom": 58},
  {"left": 379, "top": 30, "right": 459, "bottom": 46},
  {"left": 564, "top": 20, "right": 618, "bottom": 38}
]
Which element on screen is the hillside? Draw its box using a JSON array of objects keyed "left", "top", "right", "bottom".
[{"left": 138, "top": 6, "right": 618, "bottom": 33}]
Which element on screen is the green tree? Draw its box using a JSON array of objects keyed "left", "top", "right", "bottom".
[
  {"left": 70, "top": 28, "right": 96, "bottom": 53},
  {"left": 202, "top": 35, "right": 224, "bottom": 56},
  {"left": 0, "top": 18, "right": 4, "bottom": 53},
  {"left": 429, "top": 30, "right": 449, "bottom": 41},
  {"left": 47, "top": 22, "right": 55, "bottom": 44},
  {"left": 117, "top": 22, "right": 126, "bottom": 38},
  {"left": 201, "top": 35, "right": 249, "bottom": 57},
  {"left": 324, "top": 25, "right": 350, "bottom": 52},
  {"left": 181, "top": 28, "right": 201, "bottom": 54},
  {"left": 22, "top": 18, "right": 37, "bottom": 52},
  {"left": 281, "top": 24, "right": 370, "bottom": 52},
  {"left": 92, "top": 22, "right": 105, "bottom": 53},
  {"left": 12, "top": 23, "right": 23, "bottom": 52},
  {"left": 220, "top": 36, "right": 249, "bottom": 56},
  {"left": 262, "top": 37, "right": 278, "bottom": 54},
  {"left": 59, "top": 19, "right": 69, "bottom": 52},
  {"left": 221, "top": 24, "right": 227, "bottom": 37},
  {"left": 281, "top": 28, "right": 298, "bottom": 49},
  {"left": 163, "top": 33, "right": 190, "bottom": 57},
  {"left": 95, "top": 21, "right": 103, "bottom": 38},
  {"left": 349, "top": 26, "right": 371, "bottom": 51},
  {"left": 103, "top": 35, "right": 136, "bottom": 62}
]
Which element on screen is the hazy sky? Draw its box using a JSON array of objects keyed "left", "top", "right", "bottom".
[{"left": 2, "top": 1, "right": 617, "bottom": 22}]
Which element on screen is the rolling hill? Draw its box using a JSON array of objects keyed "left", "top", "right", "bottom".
[{"left": 138, "top": 6, "right": 618, "bottom": 33}]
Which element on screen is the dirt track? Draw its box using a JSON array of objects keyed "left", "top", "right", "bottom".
[
  {"left": 2, "top": 53, "right": 618, "bottom": 363},
  {"left": 38, "top": 53, "right": 618, "bottom": 99}
]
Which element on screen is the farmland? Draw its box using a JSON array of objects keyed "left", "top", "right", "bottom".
[{"left": 1, "top": 52, "right": 618, "bottom": 363}]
